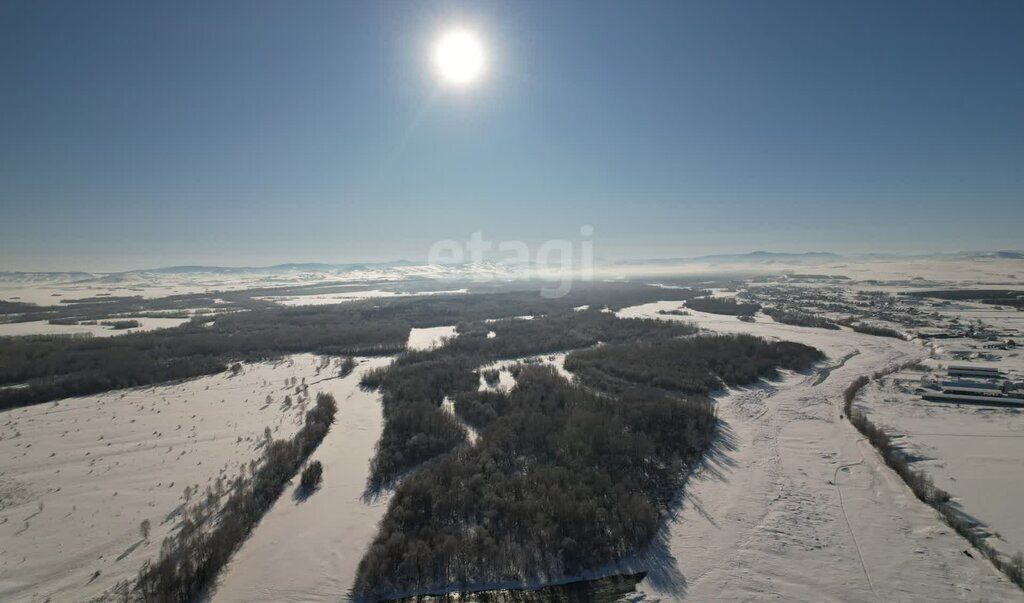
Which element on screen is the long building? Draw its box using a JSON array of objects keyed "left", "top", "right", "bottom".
[
  {"left": 940, "top": 379, "right": 1006, "bottom": 396},
  {"left": 947, "top": 364, "right": 1002, "bottom": 375},
  {"left": 947, "top": 365, "right": 1006, "bottom": 379},
  {"left": 923, "top": 391, "right": 1024, "bottom": 408}
]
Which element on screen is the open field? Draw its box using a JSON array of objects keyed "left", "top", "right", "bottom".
[
  {"left": 406, "top": 326, "right": 458, "bottom": 351},
  {"left": 855, "top": 369, "right": 1024, "bottom": 555},
  {"left": 619, "top": 299, "right": 1023, "bottom": 601},
  {"left": 0, "top": 260, "right": 1022, "bottom": 601},
  {"left": 210, "top": 357, "right": 392, "bottom": 602},
  {"left": 0, "top": 317, "right": 190, "bottom": 338},
  {"left": 0, "top": 354, "right": 346, "bottom": 602}
]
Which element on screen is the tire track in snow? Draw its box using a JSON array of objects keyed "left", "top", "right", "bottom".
[{"left": 833, "top": 459, "right": 880, "bottom": 602}]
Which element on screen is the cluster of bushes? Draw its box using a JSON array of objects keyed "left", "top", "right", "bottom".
[
  {"left": 762, "top": 307, "right": 840, "bottom": 330},
  {"left": 686, "top": 296, "right": 761, "bottom": 316},
  {"left": 300, "top": 461, "right": 324, "bottom": 491},
  {"left": 848, "top": 323, "right": 903, "bottom": 339},
  {"left": 353, "top": 366, "right": 716, "bottom": 598},
  {"left": 338, "top": 356, "right": 357, "bottom": 378},
  {"left": 452, "top": 390, "right": 511, "bottom": 428},
  {"left": 135, "top": 393, "right": 337, "bottom": 601},
  {"left": 101, "top": 319, "right": 141, "bottom": 330},
  {"left": 564, "top": 334, "right": 825, "bottom": 395},
  {"left": 657, "top": 308, "right": 690, "bottom": 316}
]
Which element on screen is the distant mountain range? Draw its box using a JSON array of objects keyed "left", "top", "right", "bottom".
[
  {"left": 616, "top": 250, "right": 1024, "bottom": 266},
  {"left": 615, "top": 251, "right": 843, "bottom": 265},
  {"left": 693, "top": 251, "right": 843, "bottom": 263},
  {"left": 1, "top": 251, "right": 1021, "bottom": 282},
  {"left": 129, "top": 260, "right": 421, "bottom": 275}
]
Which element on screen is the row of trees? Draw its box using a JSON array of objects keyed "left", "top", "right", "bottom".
[
  {"left": 135, "top": 393, "right": 338, "bottom": 601},
  {"left": 686, "top": 296, "right": 761, "bottom": 316},
  {"left": 847, "top": 322, "right": 904, "bottom": 339},
  {"left": 762, "top": 307, "right": 840, "bottom": 330},
  {"left": 842, "top": 367, "right": 1024, "bottom": 589}
]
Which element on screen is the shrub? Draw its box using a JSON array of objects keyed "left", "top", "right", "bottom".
[
  {"left": 338, "top": 357, "right": 357, "bottom": 378},
  {"left": 100, "top": 319, "right": 141, "bottom": 330},
  {"left": 300, "top": 461, "right": 323, "bottom": 490},
  {"left": 849, "top": 323, "right": 903, "bottom": 339}
]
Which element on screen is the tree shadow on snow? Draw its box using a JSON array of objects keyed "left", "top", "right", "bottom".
[{"left": 293, "top": 483, "right": 318, "bottom": 503}]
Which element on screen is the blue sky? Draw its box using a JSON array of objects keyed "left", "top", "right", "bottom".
[{"left": 1, "top": 1, "right": 1022, "bottom": 271}]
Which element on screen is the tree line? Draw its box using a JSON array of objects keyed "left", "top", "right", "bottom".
[
  {"left": 762, "top": 307, "right": 841, "bottom": 330},
  {"left": 0, "top": 283, "right": 703, "bottom": 411},
  {"left": 564, "top": 333, "right": 824, "bottom": 396},
  {"left": 134, "top": 393, "right": 338, "bottom": 601},
  {"left": 686, "top": 296, "right": 761, "bottom": 316}
]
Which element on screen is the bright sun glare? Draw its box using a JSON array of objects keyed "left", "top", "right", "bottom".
[{"left": 433, "top": 28, "right": 485, "bottom": 86}]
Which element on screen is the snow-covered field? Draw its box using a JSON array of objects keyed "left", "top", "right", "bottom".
[
  {"left": 0, "top": 316, "right": 190, "bottom": 338},
  {"left": 258, "top": 289, "right": 468, "bottom": 307},
  {"left": 617, "top": 302, "right": 1023, "bottom": 601},
  {"left": 1, "top": 258, "right": 1022, "bottom": 601},
  {"left": 0, "top": 354, "right": 349, "bottom": 602},
  {"left": 406, "top": 325, "right": 458, "bottom": 351},
  {"left": 846, "top": 292, "right": 1024, "bottom": 572},
  {"left": 210, "top": 357, "right": 393, "bottom": 603},
  {"left": 855, "top": 369, "right": 1024, "bottom": 556}
]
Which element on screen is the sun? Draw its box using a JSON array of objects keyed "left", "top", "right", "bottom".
[{"left": 433, "top": 28, "right": 485, "bottom": 86}]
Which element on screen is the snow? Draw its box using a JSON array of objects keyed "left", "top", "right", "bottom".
[
  {"left": 441, "top": 397, "right": 479, "bottom": 445},
  {"left": 210, "top": 357, "right": 393, "bottom": 602},
  {"left": 854, "top": 368, "right": 1024, "bottom": 561},
  {"left": 0, "top": 354, "right": 339, "bottom": 602},
  {"left": 616, "top": 301, "right": 1023, "bottom": 601},
  {"left": 257, "top": 289, "right": 467, "bottom": 307},
  {"left": 0, "top": 317, "right": 190, "bottom": 338},
  {"left": 2, "top": 259, "right": 1022, "bottom": 601},
  {"left": 406, "top": 325, "right": 458, "bottom": 351}
]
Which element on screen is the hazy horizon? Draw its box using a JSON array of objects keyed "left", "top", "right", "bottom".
[{"left": 4, "top": 246, "right": 1024, "bottom": 275}]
